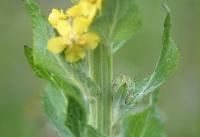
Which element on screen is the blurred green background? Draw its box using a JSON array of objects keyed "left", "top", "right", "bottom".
[{"left": 0, "top": 0, "right": 199, "bottom": 137}]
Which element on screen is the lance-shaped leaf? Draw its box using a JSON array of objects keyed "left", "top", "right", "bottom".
[
  {"left": 120, "top": 90, "right": 166, "bottom": 137},
  {"left": 92, "top": 0, "right": 142, "bottom": 53},
  {"left": 24, "top": 46, "right": 89, "bottom": 137},
  {"left": 24, "top": 46, "right": 88, "bottom": 110},
  {"left": 132, "top": 6, "right": 180, "bottom": 103},
  {"left": 112, "top": 6, "right": 179, "bottom": 127},
  {"left": 120, "top": 105, "right": 166, "bottom": 137},
  {"left": 43, "top": 83, "right": 75, "bottom": 137}
]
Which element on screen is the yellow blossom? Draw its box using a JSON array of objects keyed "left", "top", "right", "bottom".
[
  {"left": 47, "top": 0, "right": 102, "bottom": 63},
  {"left": 48, "top": 31, "right": 100, "bottom": 62},
  {"left": 47, "top": 17, "right": 100, "bottom": 62}
]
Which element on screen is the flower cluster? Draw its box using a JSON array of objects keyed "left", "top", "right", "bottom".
[{"left": 47, "top": 0, "right": 102, "bottom": 63}]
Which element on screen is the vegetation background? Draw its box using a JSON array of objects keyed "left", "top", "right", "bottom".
[{"left": 0, "top": 0, "right": 199, "bottom": 137}]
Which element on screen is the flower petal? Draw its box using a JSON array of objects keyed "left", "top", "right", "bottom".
[
  {"left": 67, "top": 3, "right": 82, "bottom": 17},
  {"left": 67, "top": 1, "right": 97, "bottom": 21},
  {"left": 48, "top": 37, "right": 67, "bottom": 54},
  {"left": 56, "top": 20, "right": 72, "bottom": 36},
  {"left": 79, "top": 32, "right": 100, "bottom": 49},
  {"left": 73, "top": 17, "right": 90, "bottom": 34},
  {"left": 82, "top": 0, "right": 102, "bottom": 10},
  {"left": 65, "top": 45, "right": 86, "bottom": 63},
  {"left": 48, "top": 9, "right": 67, "bottom": 27},
  {"left": 80, "top": 1, "right": 97, "bottom": 21}
]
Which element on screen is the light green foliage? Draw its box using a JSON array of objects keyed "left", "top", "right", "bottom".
[
  {"left": 24, "top": 0, "right": 179, "bottom": 136},
  {"left": 24, "top": 46, "right": 88, "bottom": 137},
  {"left": 92, "top": 0, "right": 142, "bottom": 52},
  {"left": 119, "top": 91, "right": 166, "bottom": 137},
  {"left": 43, "top": 84, "right": 75, "bottom": 137},
  {"left": 121, "top": 106, "right": 166, "bottom": 137},
  {"left": 133, "top": 10, "right": 180, "bottom": 103},
  {"left": 112, "top": 7, "right": 179, "bottom": 136}
]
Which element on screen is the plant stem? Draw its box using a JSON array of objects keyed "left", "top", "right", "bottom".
[{"left": 91, "top": 42, "right": 113, "bottom": 137}]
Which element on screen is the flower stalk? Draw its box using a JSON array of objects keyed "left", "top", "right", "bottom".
[{"left": 91, "top": 42, "right": 113, "bottom": 137}]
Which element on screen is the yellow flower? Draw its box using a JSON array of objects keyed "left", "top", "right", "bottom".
[
  {"left": 47, "top": 15, "right": 100, "bottom": 61},
  {"left": 47, "top": 0, "right": 102, "bottom": 63},
  {"left": 48, "top": 31, "right": 100, "bottom": 62},
  {"left": 48, "top": 9, "right": 67, "bottom": 27}
]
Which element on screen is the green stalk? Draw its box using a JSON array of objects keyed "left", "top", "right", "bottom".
[
  {"left": 92, "top": 46, "right": 103, "bottom": 131},
  {"left": 91, "top": 42, "right": 113, "bottom": 137}
]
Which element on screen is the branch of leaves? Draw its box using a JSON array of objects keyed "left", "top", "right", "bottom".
[
  {"left": 112, "top": 7, "right": 179, "bottom": 137},
  {"left": 23, "top": 0, "right": 102, "bottom": 136},
  {"left": 24, "top": 24, "right": 104, "bottom": 137}
]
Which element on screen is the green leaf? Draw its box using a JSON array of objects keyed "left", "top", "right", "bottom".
[
  {"left": 120, "top": 106, "right": 166, "bottom": 137},
  {"left": 24, "top": 46, "right": 86, "bottom": 108},
  {"left": 24, "top": 0, "right": 71, "bottom": 83},
  {"left": 24, "top": 46, "right": 89, "bottom": 137},
  {"left": 112, "top": 7, "right": 179, "bottom": 128},
  {"left": 43, "top": 83, "right": 75, "bottom": 137},
  {"left": 92, "top": 0, "right": 142, "bottom": 53},
  {"left": 132, "top": 7, "right": 180, "bottom": 103},
  {"left": 65, "top": 96, "right": 88, "bottom": 137},
  {"left": 24, "top": 46, "right": 50, "bottom": 78}
]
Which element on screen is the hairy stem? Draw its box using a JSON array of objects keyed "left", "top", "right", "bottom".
[{"left": 91, "top": 42, "right": 113, "bottom": 137}]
